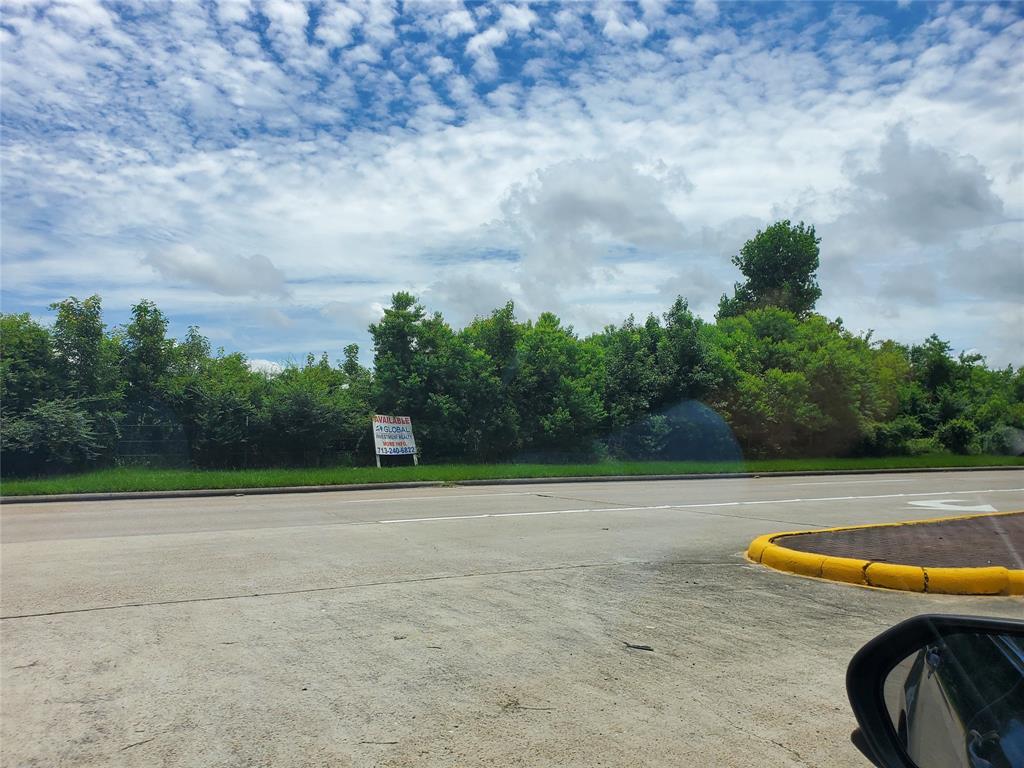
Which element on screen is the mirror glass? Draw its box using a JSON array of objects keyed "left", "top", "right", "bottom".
[{"left": 883, "top": 631, "right": 1024, "bottom": 768}]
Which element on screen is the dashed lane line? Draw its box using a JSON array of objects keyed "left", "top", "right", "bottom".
[{"left": 377, "top": 488, "right": 1024, "bottom": 524}]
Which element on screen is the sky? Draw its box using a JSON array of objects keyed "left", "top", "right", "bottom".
[{"left": 1, "top": 0, "right": 1022, "bottom": 372}]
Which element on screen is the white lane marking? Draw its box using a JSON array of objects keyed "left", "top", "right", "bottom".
[
  {"left": 908, "top": 499, "right": 997, "bottom": 512},
  {"left": 330, "top": 491, "right": 538, "bottom": 505},
  {"left": 788, "top": 479, "right": 908, "bottom": 486},
  {"left": 378, "top": 488, "right": 1024, "bottom": 524},
  {"left": 380, "top": 505, "right": 677, "bottom": 524}
]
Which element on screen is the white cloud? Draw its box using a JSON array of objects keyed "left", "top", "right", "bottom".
[
  {"left": 316, "top": 4, "right": 362, "bottom": 48},
  {"left": 464, "top": 3, "right": 538, "bottom": 78},
  {"left": 247, "top": 358, "right": 283, "bottom": 375},
  {"left": 466, "top": 26, "right": 507, "bottom": 78},
  {"left": 0, "top": 0, "right": 1021, "bottom": 366},
  {"left": 837, "top": 124, "right": 1005, "bottom": 244},
  {"left": 427, "top": 55, "right": 454, "bottom": 77},
  {"left": 596, "top": 3, "right": 650, "bottom": 43},
  {"left": 692, "top": 0, "right": 719, "bottom": 22},
  {"left": 320, "top": 300, "right": 385, "bottom": 328},
  {"left": 499, "top": 4, "right": 538, "bottom": 33},
  {"left": 500, "top": 156, "right": 692, "bottom": 310},
  {"left": 250, "top": 305, "right": 294, "bottom": 329},
  {"left": 216, "top": 0, "right": 252, "bottom": 26},
  {"left": 441, "top": 9, "right": 476, "bottom": 37},
  {"left": 143, "top": 245, "right": 289, "bottom": 298},
  {"left": 639, "top": 0, "right": 669, "bottom": 23}
]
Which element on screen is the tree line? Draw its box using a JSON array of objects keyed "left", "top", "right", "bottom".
[{"left": 2, "top": 221, "right": 1021, "bottom": 476}]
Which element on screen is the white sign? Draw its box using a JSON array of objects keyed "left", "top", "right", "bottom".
[{"left": 372, "top": 415, "right": 417, "bottom": 457}]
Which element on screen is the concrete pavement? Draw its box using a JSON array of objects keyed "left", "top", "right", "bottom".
[{"left": 2, "top": 470, "right": 1023, "bottom": 766}]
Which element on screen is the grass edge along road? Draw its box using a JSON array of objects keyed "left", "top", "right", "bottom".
[{"left": 2, "top": 455, "right": 1021, "bottom": 497}]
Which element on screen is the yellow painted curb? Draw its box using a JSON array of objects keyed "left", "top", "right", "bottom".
[
  {"left": 820, "top": 555, "right": 869, "bottom": 586},
  {"left": 926, "top": 566, "right": 1009, "bottom": 596},
  {"left": 746, "top": 510, "right": 1024, "bottom": 596},
  {"left": 865, "top": 563, "right": 926, "bottom": 592}
]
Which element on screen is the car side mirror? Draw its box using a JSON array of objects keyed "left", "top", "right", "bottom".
[{"left": 847, "top": 614, "right": 1024, "bottom": 768}]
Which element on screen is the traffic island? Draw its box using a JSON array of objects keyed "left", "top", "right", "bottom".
[{"left": 747, "top": 510, "right": 1024, "bottom": 596}]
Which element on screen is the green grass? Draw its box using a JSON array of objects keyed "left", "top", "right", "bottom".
[{"left": 1, "top": 454, "right": 1020, "bottom": 497}]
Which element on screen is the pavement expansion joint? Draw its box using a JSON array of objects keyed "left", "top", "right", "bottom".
[{"left": 0, "top": 559, "right": 738, "bottom": 621}]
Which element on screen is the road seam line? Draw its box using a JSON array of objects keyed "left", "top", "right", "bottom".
[{"left": 0, "top": 560, "right": 737, "bottom": 620}]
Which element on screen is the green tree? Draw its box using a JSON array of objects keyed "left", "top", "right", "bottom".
[
  {"left": 1, "top": 398, "right": 102, "bottom": 474},
  {"left": 462, "top": 302, "right": 522, "bottom": 386},
  {"left": 460, "top": 303, "right": 523, "bottom": 454},
  {"left": 43, "top": 296, "right": 123, "bottom": 468},
  {"left": 600, "top": 314, "right": 661, "bottom": 432},
  {"left": 713, "top": 309, "right": 881, "bottom": 456},
  {"left": 909, "top": 335, "right": 957, "bottom": 393},
  {"left": 122, "top": 300, "right": 173, "bottom": 402},
  {"left": 261, "top": 362, "right": 349, "bottom": 466},
  {"left": 511, "top": 313, "right": 605, "bottom": 456},
  {"left": 164, "top": 351, "right": 266, "bottom": 468},
  {"left": 371, "top": 293, "right": 511, "bottom": 460},
  {"left": 340, "top": 343, "right": 375, "bottom": 436},
  {"left": 342, "top": 343, "right": 363, "bottom": 378},
  {"left": 657, "top": 297, "right": 725, "bottom": 402},
  {"left": 0, "top": 313, "right": 56, "bottom": 413},
  {"left": 173, "top": 326, "right": 212, "bottom": 377},
  {"left": 370, "top": 291, "right": 423, "bottom": 398},
  {"left": 4, "top": 285, "right": 1019, "bottom": 475},
  {"left": 725, "top": 368, "right": 820, "bottom": 457},
  {"left": 937, "top": 418, "right": 979, "bottom": 455},
  {"left": 718, "top": 220, "right": 822, "bottom": 318},
  {"left": 49, "top": 295, "right": 107, "bottom": 399}
]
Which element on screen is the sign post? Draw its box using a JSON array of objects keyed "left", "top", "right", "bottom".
[{"left": 371, "top": 415, "right": 418, "bottom": 467}]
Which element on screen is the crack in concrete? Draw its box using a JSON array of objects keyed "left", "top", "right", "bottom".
[
  {"left": 120, "top": 736, "right": 157, "bottom": 751},
  {"left": 1, "top": 560, "right": 737, "bottom": 621}
]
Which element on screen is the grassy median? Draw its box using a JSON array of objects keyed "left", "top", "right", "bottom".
[{"left": 1, "top": 454, "right": 1021, "bottom": 497}]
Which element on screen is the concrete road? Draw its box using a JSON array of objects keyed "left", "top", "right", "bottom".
[{"left": 2, "top": 470, "right": 1022, "bottom": 767}]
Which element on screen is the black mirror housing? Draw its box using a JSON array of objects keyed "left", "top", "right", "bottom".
[{"left": 847, "top": 614, "right": 1024, "bottom": 768}]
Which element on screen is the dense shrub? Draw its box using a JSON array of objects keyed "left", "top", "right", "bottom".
[
  {"left": 937, "top": 418, "right": 980, "bottom": 455},
  {"left": 1, "top": 398, "right": 106, "bottom": 474},
  {"left": 858, "top": 416, "right": 922, "bottom": 456},
  {"left": 905, "top": 437, "right": 945, "bottom": 456}
]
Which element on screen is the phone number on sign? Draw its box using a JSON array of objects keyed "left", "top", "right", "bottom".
[{"left": 377, "top": 446, "right": 416, "bottom": 455}]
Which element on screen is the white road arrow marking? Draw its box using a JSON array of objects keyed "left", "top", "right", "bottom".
[{"left": 907, "top": 499, "right": 996, "bottom": 513}]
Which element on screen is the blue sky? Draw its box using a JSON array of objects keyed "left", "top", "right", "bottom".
[{"left": 1, "top": 0, "right": 1021, "bottom": 370}]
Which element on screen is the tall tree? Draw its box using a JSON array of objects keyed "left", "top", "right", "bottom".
[
  {"left": 370, "top": 293, "right": 510, "bottom": 460},
  {"left": 658, "top": 297, "right": 723, "bottom": 402},
  {"left": 718, "top": 220, "right": 822, "bottom": 318},
  {"left": 122, "top": 299, "right": 173, "bottom": 402},
  {"left": 462, "top": 302, "right": 522, "bottom": 386},
  {"left": 173, "top": 326, "right": 212, "bottom": 377},
  {"left": 510, "top": 313, "right": 605, "bottom": 455},
  {"left": 49, "top": 295, "right": 106, "bottom": 399},
  {"left": 0, "top": 313, "right": 56, "bottom": 413},
  {"left": 369, "top": 291, "right": 423, "bottom": 401},
  {"left": 601, "top": 314, "right": 661, "bottom": 430}
]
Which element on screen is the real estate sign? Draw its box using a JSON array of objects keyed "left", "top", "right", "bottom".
[{"left": 372, "top": 415, "right": 417, "bottom": 458}]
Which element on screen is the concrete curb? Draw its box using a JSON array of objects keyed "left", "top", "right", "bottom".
[
  {"left": 0, "top": 481, "right": 448, "bottom": 504},
  {"left": 747, "top": 510, "right": 1024, "bottom": 596},
  {"left": 1, "top": 464, "right": 1020, "bottom": 505}
]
